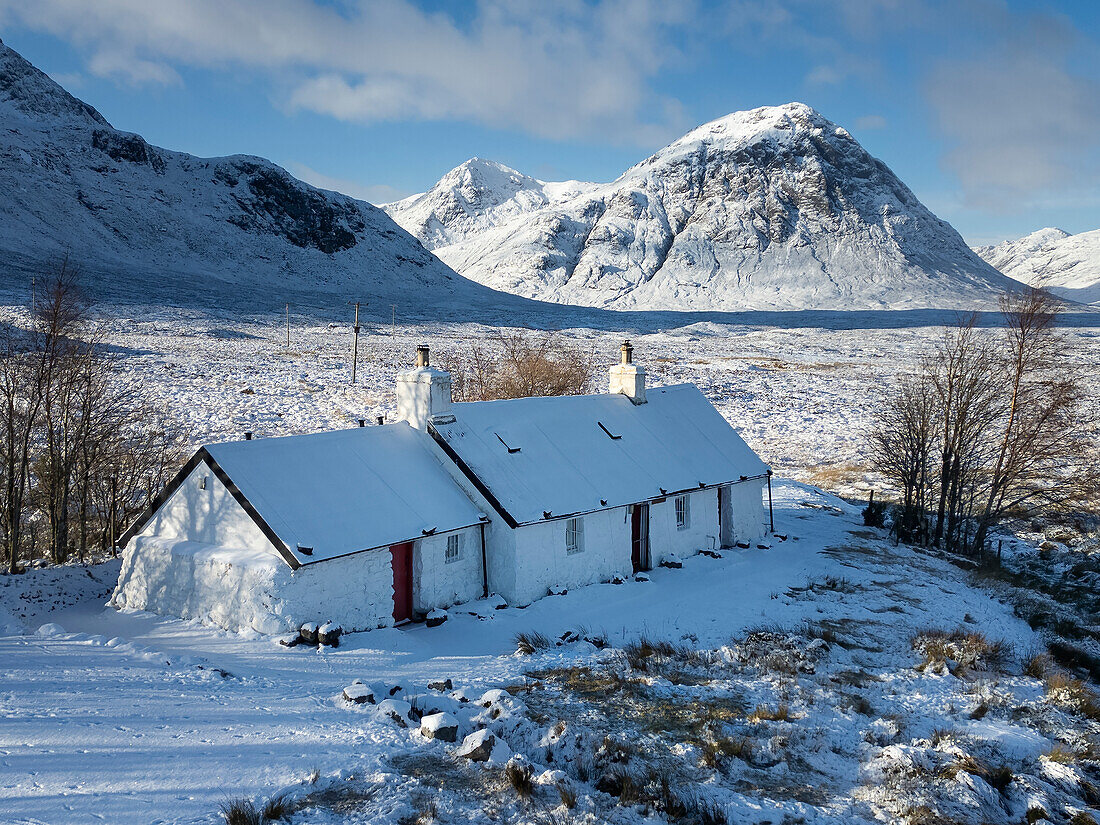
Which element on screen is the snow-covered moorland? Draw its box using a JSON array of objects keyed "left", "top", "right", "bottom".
[{"left": 1, "top": 304, "right": 1099, "bottom": 824}]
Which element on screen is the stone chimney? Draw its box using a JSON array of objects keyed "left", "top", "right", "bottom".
[
  {"left": 396, "top": 345, "right": 453, "bottom": 430},
  {"left": 609, "top": 340, "right": 646, "bottom": 404}
]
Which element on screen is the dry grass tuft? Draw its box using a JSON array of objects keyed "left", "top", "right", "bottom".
[
  {"left": 220, "top": 799, "right": 260, "bottom": 825},
  {"left": 260, "top": 793, "right": 292, "bottom": 821},
  {"left": 1043, "top": 744, "right": 1080, "bottom": 764},
  {"left": 556, "top": 784, "right": 577, "bottom": 809},
  {"left": 397, "top": 793, "right": 438, "bottom": 825},
  {"left": 1044, "top": 672, "right": 1100, "bottom": 719},
  {"left": 505, "top": 761, "right": 535, "bottom": 799},
  {"left": 911, "top": 629, "right": 1012, "bottom": 677},
  {"left": 939, "top": 755, "right": 1013, "bottom": 794},
  {"left": 515, "top": 631, "right": 552, "bottom": 655},
  {"left": 1070, "top": 812, "right": 1099, "bottom": 825},
  {"left": 1024, "top": 651, "right": 1052, "bottom": 679},
  {"left": 747, "top": 703, "right": 793, "bottom": 723},
  {"left": 700, "top": 735, "right": 755, "bottom": 768}
]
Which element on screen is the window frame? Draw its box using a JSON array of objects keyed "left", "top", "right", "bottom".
[
  {"left": 445, "top": 532, "right": 462, "bottom": 564},
  {"left": 565, "top": 517, "right": 584, "bottom": 554},
  {"left": 675, "top": 494, "right": 690, "bottom": 530}
]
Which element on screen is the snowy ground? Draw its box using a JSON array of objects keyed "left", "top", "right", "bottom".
[
  {"left": 2, "top": 303, "right": 1100, "bottom": 824},
  {"left": 4, "top": 482, "right": 1100, "bottom": 824}
]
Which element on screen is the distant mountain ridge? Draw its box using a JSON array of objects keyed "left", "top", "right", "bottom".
[
  {"left": 0, "top": 37, "right": 511, "bottom": 314},
  {"left": 386, "top": 104, "right": 1018, "bottom": 311},
  {"left": 974, "top": 228, "right": 1100, "bottom": 305}
]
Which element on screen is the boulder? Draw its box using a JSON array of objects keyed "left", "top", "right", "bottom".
[
  {"left": 375, "top": 698, "right": 413, "bottom": 728},
  {"left": 659, "top": 554, "right": 683, "bottom": 569},
  {"left": 455, "top": 729, "right": 496, "bottom": 762},
  {"left": 318, "top": 622, "right": 342, "bottom": 647},
  {"left": 428, "top": 678, "right": 454, "bottom": 692},
  {"left": 299, "top": 622, "right": 318, "bottom": 645},
  {"left": 634, "top": 572, "right": 650, "bottom": 582},
  {"left": 342, "top": 684, "right": 374, "bottom": 705},
  {"left": 425, "top": 608, "right": 447, "bottom": 628},
  {"left": 408, "top": 693, "right": 463, "bottom": 717},
  {"left": 700, "top": 549, "right": 722, "bottom": 559},
  {"left": 420, "top": 712, "right": 459, "bottom": 743},
  {"left": 277, "top": 633, "right": 301, "bottom": 647}
]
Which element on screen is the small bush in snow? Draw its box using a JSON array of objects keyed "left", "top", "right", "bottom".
[
  {"left": 1024, "top": 650, "right": 1052, "bottom": 678},
  {"left": 747, "top": 702, "right": 792, "bottom": 723},
  {"left": 260, "top": 792, "right": 292, "bottom": 821},
  {"left": 1070, "top": 812, "right": 1099, "bottom": 825},
  {"left": 515, "top": 631, "right": 551, "bottom": 655},
  {"left": 505, "top": 759, "right": 535, "bottom": 799},
  {"left": 911, "top": 628, "right": 1011, "bottom": 676},
  {"left": 397, "top": 793, "right": 438, "bottom": 825},
  {"left": 220, "top": 798, "right": 260, "bottom": 825}
]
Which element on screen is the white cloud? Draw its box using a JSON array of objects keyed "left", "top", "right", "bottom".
[
  {"left": 0, "top": 0, "right": 692, "bottom": 144},
  {"left": 925, "top": 48, "right": 1100, "bottom": 210},
  {"left": 286, "top": 163, "right": 410, "bottom": 205}
]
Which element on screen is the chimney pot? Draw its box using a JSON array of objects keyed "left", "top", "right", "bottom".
[
  {"left": 358, "top": 419, "right": 365, "bottom": 428},
  {"left": 376, "top": 415, "right": 385, "bottom": 426},
  {"left": 415, "top": 345, "right": 430, "bottom": 368},
  {"left": 621, "top": 340, "right": 633, "bottom": 365},
  {"left": 244, "top": 431, "right": 252, "bottom": 441}
]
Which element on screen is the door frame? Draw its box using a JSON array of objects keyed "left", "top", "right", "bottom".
[
  {"left": 630, "top": 503, "right": 650, "bottom": 573},
  {"left": 389, "top": 541, "right": 414, "bottom": 624}
]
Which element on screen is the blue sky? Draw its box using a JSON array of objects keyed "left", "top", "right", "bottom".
[{"left": 1, "top": 0, "right": 1098, "bottom": 244}]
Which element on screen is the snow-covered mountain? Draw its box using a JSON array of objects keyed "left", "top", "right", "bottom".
[
  {"left": 386, "top": 104, "right": 1018, "bottom": 311},
  {"left": 974, "top": 228, "right": 1100, "bottom": 305},
  {"left": 0, "top": 38, "right": 509, "bottom": 314}
]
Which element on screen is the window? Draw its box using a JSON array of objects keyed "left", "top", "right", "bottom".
[
  {"left": 445, "top": 533, "right": 462, "bottom": 564},
  {"left": 675, "top": 495, "right": 690, "bottom": 530},
  {"left": 565, "top": 517, "right": 584, "bottom": 554}
]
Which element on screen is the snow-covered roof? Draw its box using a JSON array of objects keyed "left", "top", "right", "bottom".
[
  {"left": 431, "top": 384, "right": 768, "bottom": 526},
  {"left": 203, "top": 424, "right": 485, "bottom": 565}
]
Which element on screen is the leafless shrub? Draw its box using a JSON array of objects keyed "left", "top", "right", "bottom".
[{"left": 445, "top": 330, "right": 595, "bottom": 402}]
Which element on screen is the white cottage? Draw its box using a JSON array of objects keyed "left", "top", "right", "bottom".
[{"left": 112, "top": 343, "right": 770, "bottom": 633}]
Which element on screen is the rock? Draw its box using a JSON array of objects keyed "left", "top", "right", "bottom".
[
  {"left": 375, "top": 698, "right": 413, "bottom": 728},
  {"left": 450, "top": 689, "right": 471, "bottom": 703},
  {"left": 609, "top": 574, "right": 627, "bottom": 585},
  {"left": 318, "top": 622, "right": 342, "bottom": 647},
  {"left": 408, "top": 693, "right": 463, "bottom": 717},
  {"left": 559, "top": 629, "right": 581, "bottom": 645},
  {"left": 299, "top": 622, "right": 318, "bottom": 645},
  {"left": 548, "top": 586, "right": 568, "bottom": 596},
  {"left": 425, "top": 608, "right": 447, "bottom": 628},
  {"left": 455, "top": 729, "right": 496, "bottom": 762},
  {"left": 477, "top": 688, "right": 511, "bottom": 707},
  {"left": 342, "top": 684, "right": 374, "bottom": 705},
  {"left": 774, "top": 534, "right": 789, "bottom": 541},
  {"left": 277, "top": 633, "right": 301, "bottom": 647},
  {"left": 389, "top": 684, "right": 404, "bottom": 697},
  {"left": 700, "top": 549, "right": 722, "bottom": 559},
  {"left": 420, "top": 712, "right": 459, "bottom": 743},
  {"left": 756, "top": 544, "right": 770, "bottom": 550},
  {"left": 486, "top": 593, "right": 508, "bottom": 610},
  {"left": 735, "top": 541, "right": 751, "bottom": 549},
  {"left": 659, "top": 554, "right": 683, "bottom": 569},
  {"left": 428, "top": 678, "right": 454, "bottom": 692},
  {"left": 634, "top": 572, "right": 650, "bottom": 582}
]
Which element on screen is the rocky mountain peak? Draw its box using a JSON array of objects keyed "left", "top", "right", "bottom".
[{"left": 0, "top": 37, "right": 109, "bottom": 128}]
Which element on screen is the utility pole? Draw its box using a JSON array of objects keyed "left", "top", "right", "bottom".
[
  {"left": 391, "top": 305, "right": 396, "bottom": 338},
  {"left": 109, "top": 475, "right": 117, "bottom": 557},
  {"left": 30, "top": 277, "right": 35, "bottom": 314},
  {"left": 351, "top": 301, "right": 361, "bottom": 384},
  {"left": 285, "top": 303, "right": 290, "bottom": 349}
]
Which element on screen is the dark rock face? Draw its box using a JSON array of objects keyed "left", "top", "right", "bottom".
[
  {"left": 92, "top": 130, "right": 165, "bottom": 174},
  {"left": 224, "top": 163, "right": 363, "bottom": 254}
]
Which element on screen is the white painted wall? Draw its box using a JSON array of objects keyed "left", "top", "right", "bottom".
[
  {"left": 413, "top": 526, "right": 485, "bottom": 613},
  {"left": 509, "top": 508, "right": 633, "bottom": 606},
  {"left": 729, "top": 478, "right": 767, "bottom": 543},
  {"left": 116, "top": 464, "right": 490, "bottom": 633},
  {"left": 139, "top": 461, "right": 272, "bottom": 553},
  {"left": 648, "top": 488, "right": 720, "bottom": 565}
]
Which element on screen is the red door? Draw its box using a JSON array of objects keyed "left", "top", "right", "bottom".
[
  {"left": 390, "top": 542, "right": 413, "bottom": 623},
  {"left": 630, "top": 504, "right": 649, "bottom": 573}
]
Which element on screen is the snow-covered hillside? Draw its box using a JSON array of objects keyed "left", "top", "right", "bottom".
[
  {"left": 386, "top": 104, "right": 1018, "bottom": 311},
  {"left": 0, "top": 38, "right": 515, "bottom": 315},
  {"left": 975, "top": 228, "right": 1100, "bottom": 305}
]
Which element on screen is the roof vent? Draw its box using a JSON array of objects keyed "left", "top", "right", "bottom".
[{"left": 296, "top": 544, "right": 313, "bottom": 556}]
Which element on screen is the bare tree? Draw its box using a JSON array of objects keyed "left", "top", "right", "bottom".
[
  {"left": 446, "top": 330, "right": 595, "bottom": 402},
  {"left": 870, "top": 287, "right": 1097, "bottom": 556}
]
